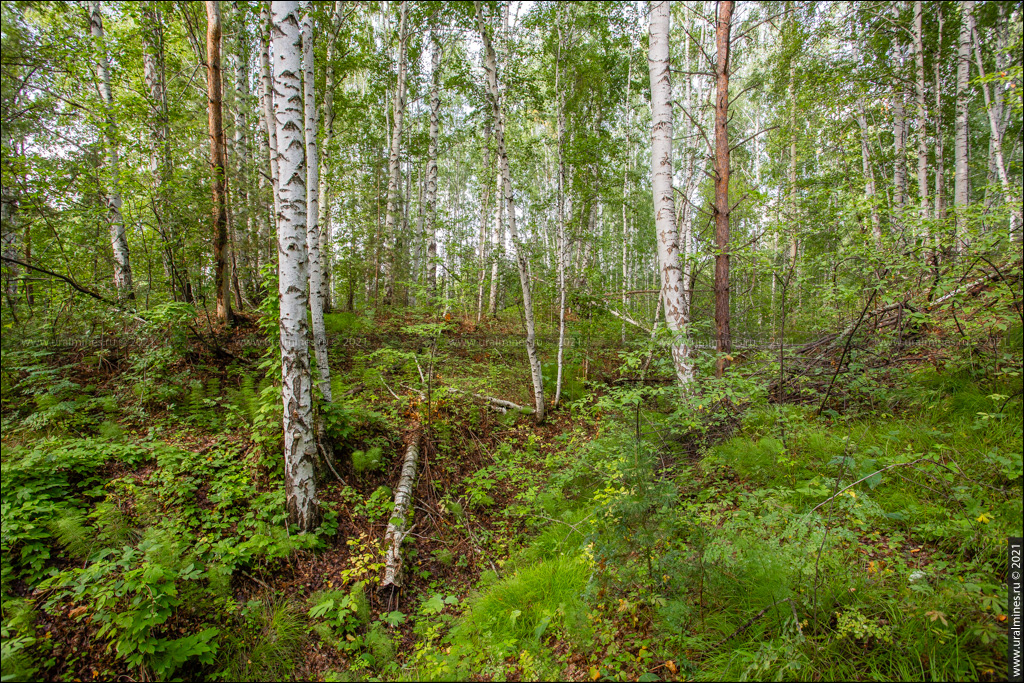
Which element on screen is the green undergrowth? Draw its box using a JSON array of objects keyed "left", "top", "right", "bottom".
[
  {"left": 0, "top": 435, "right": 339, "bottom": 681},
  {"left": 400, "top": 360, "right": 1021, "bottom": 681}
]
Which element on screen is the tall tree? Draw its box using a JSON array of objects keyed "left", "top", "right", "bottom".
[
  {"left": 425, "top": 29, "right": 441, "bottom": 300},
  {"left": 713, "top": 0, "right": 733, "bottom": 377},
  {"left": 141, "top": 2, "right": 177, "bottom": 299},
  {"left": 318, "top": 0, "right": 343, "bottom": 313},
  {"left": 206, "top": 0, "right": 231, "bottom": 325},
  {"left": 954, "top": 0, "right": 973, "bottom": 212},
  {"left": 272, "top": 0, "right": 318, "bottom": 532},
  {"left": 89, "top": 0, "right": 133, "bottom": 300},
  {"left": 302, "top": 6, "right": 331, "bottom": 402},
  {"left": 382, "top": 1, "right": 409, "bottom": 304},
  {"left": 477, "top": 0, "right": 546, "bottom": 420},
  {"left": 648, "top": 0, "right": 692, "bottom": 387}
]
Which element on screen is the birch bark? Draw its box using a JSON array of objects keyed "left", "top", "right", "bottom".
[
  {"left": 302, "top": 8, "right": 332, "bottom": 402},
  {"left": 89, "top": 0, "right": 134, "bottom": 300},
  {"left": 318, "top": 1, "right": 343, "bottom": 314},
  {"left": 476, "top": 0, "right": 545, "bottom": 421},
  {"left": 425, "top": 30, "right": 441, "bottom": 300},
  {"left": 954, "top": 0, "right": 973, "bottom": 211},
  {"left": 382, "top": 1, "right": 409, "bottom": 304},
  {"left": 649, "top": 0, "right": 693, "bottom": 387},
  {"left": 272, "top": 0, "right": 319, "bottom": 532}
]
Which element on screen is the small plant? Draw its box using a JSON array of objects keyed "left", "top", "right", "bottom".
[{"left": 352, "top": 446, "right": 384, "bottom": 473}]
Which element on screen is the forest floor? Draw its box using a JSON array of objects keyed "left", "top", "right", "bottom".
[{"left": 1, "top": 298, "right": 1021, "bottom": 682}]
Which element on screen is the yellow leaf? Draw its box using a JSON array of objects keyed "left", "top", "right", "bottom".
[
  {"left": 976, "top": 512, "right": 992, "bottom": 524},
  {"left": 590, "top": 666, "right": 601, "bottom": 681},
  {"left": 666, "top": 660, "right": 677, "bottom": 674}
]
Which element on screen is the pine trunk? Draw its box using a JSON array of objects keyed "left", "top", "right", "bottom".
[
  {"left": 206, "top": 0, "right": 231, "bottom": 325},
  {"left": 713, "top": 0, "right": 733, "bottom": 378}
]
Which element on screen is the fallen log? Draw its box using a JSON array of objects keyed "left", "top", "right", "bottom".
[
  {"left": 447, "top": 388, "right": 535, "bottom": 414},
  {"left": 380, "top": 431, "right": 421, "bottom": 590}
]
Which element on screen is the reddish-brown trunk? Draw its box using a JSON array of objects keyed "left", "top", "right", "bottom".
[
  {"left": 714, "top": 0, "right": 733, "bottom": 377},
  {"left": 206, "top": 0, "right": 231, "bottom": 325}
]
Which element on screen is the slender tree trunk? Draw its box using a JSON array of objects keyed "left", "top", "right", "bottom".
[
  {"left": 206, "top": 0, "right": 231, "bottom": 325},
  {"left": 954, "top": 0, "right": 973, "bottom": 213},
  {"left": 554, "top": 9, "right": 569, "bottom": 407},
  {"left": 318, "top": 0, "right": 343, "bottom": 314},
  {"left": 893, "top": 91, "right": 908, "bottom": 212},
  {"left": 426, "top": 30, "right": 441, "bottom": 301},
  {"left": 487, "top": 168, "right": 502, "bottom": 318},
  {"left": 262, "top": 3, "right": 281, "bottom": 237},
  {"left": 382, "top": 1, "right": 409, "bottom": 305},
  {"left": 272, "top": 0, "right": 319, "bottom": 532},
  {"left": 477, "top": 0, "right": 545, "bottom": 421},
  {"left": 230, "top": 4, "right": 254, "bottom": 300},
  {"left": 713, "top": 0, "right": 733, "bottom": 378},
  {"left": 969, "top": 10, "right": 1021, "bottom": 230},
  {"left": 914, "top": 1, "right": 931, "bottom": 225},
  {"left": 89, "top": 0, "right": 133, "bottom": 300},
  {"left": 649, "top": 0, "right": 693, "bottom": 387},
  {"left": 787, "top": 63, "right": 799, "bottom": 268},
  {"left": 142, "top": 2, "right": 176, "bottom": 299},
  {"left": 302, "top": 8, "right": 331, "bottom": 402},
  {"left": 934, "top": 5, "right": 947, "bottom": 222},
  {"left": 476, "top": 122, "right": 492, "bottom": 319},
  {"left": 856, "top": 101, "right": 883, "bottom": 247}
]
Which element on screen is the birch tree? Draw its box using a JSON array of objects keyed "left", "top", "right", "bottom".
[
  {"left": 318, "top": 1, "right": 343, "bottom": 314},
  {"left": 382, "top": 1, "right": 409, "bottom": 304},
  {"left": 302, "top": 6, "right": 331, "bottom": 402},
  {"left": 476, "top": 0, "right": 545, "bottom": 421},
  {"left": 648, "top": 0, "right": 692, "bottom": 387},
  {"left": 272, "top": 0, "right": 318, "bottom": 532},
  {"left": 954, "top": 0, "right": 973, "bottom": 211},
  {"left": 89, "top": 0, "right": 133, "bottom": 300},
  {"left": 425, "top": 30, "right": 441, "bottom": 300}
]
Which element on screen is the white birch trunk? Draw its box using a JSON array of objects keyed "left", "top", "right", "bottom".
[
  {"left": 856, "top": 101, "right": 883, "bottom": 247},
  {"left": 273, "top": 0, "right": 318, "bottom": 532},
  {"left": 893, "top": 90, "right": 908, "bottom": 211},
  {"left": 262, "top": 3, "right": 282, "bottom": 233},
  {"left": 934, "top": 5, "right": 947, "bottom": 222},
  {"left": 969, "top": 10, "right": 1021, "bottom": 230},
  {"left": 487, "top": 169, "right": 502, "bottom": 318},
  {"left": 476, "top": 0, "right": 545, "bottom": 421},
  {"left": 318, "top": 0, "right": 342, "bottom": 314},
  {"left": 425, "top": 30, "right": 441, "bottom": 300},
  {"left": 382, "top": 1, "right": 409, "bottom": 304},
  {"left": 302, "top": 8, "right": 332, "bottom": 403},
  {"left": 476, "top": 123, "right": 492, "bottom": 320},
  {"left": 913, "top": 1, "right": 931, "bottom": 223},
  {"left": 554, "top": 9, "right": 568, "bottom": 407},
  {"left": 649, "top": 0, "right": 692, "bottom": 387},
  {"left": 954, "top": 0, "right": 973, "bottom": 210},
  {"left": 89, "top": 0, "right": 133, "bottom": 300}
]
